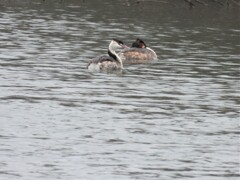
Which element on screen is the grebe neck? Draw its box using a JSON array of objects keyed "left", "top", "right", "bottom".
[{"left": 108, "top": 47, "right": 123, "bottom": 69}]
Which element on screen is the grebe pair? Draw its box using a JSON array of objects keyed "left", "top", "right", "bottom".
[{"left": 87, "top": 38, "right": 157, "bottom": 72}]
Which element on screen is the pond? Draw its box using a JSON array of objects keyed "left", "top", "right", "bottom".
[{"left": 0, "top": 0, "right": 239, "bottom": 179}]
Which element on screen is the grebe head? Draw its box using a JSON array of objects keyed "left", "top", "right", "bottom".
[
  {"left": 132, "top": 38, "right": 147, "bottom": 48},
  {"left": 109, "top": 39, "right": 128, "bottom": 51}
]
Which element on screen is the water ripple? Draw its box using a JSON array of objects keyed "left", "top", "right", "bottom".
[{"left": 0, "top": 0, "right": 239, "bottom": 180}]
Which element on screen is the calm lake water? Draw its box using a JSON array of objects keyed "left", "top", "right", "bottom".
[{"left": 0, "top": 0, "right": 239, "bottom": 179}]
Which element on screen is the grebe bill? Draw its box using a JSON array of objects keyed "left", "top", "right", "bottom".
[{"left": 87, "top": 39, "right": 127, "bottom": 72}]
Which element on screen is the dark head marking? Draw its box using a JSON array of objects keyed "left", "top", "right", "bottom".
[
  {"left": 112, "top": 38, "right": 124, "bottom": 45},
  {"left": 132, "top": 38, "right": 147, "bottom": 48}
]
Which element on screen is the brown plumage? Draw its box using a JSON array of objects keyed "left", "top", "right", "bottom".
[{"left": 118, "top": 38, "right": 157, "bottom": 64}]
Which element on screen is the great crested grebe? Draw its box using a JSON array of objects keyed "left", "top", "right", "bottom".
[
  {"left": 118, "top": 38, "right": 157, "bottom": 64},
  {"left": 87, "top": 39, "right": 128, "bottom": 72}
]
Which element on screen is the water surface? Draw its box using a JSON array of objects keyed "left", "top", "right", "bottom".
[{"left": 0, "top": 0, "right": 239, "bottom": 179}]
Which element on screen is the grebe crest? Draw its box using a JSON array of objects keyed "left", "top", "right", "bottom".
[
  {"left": 87, "top": 39, "right": 127, "bottom": 72},
  {"left": 118, "top": 38, "right": 157, "bottom": 64}
]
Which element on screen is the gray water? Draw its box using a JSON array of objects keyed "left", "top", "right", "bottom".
[{"left": 0, "top": 0, "right": 239, "bottom": 179}]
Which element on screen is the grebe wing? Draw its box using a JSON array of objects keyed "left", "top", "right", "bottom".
[
  {"left": 87, "top": 55, "right": 121, "bottom": 71},
  {"left": 120, "top": 48, "right": 153, "bottom": 54},
  {"left": 118, "top": 48, "right": 157, "bottom": 62}
]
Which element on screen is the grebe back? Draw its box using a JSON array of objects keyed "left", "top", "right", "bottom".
[{"left": 118, "top": 38, "right": 157, "bottom": 64}]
